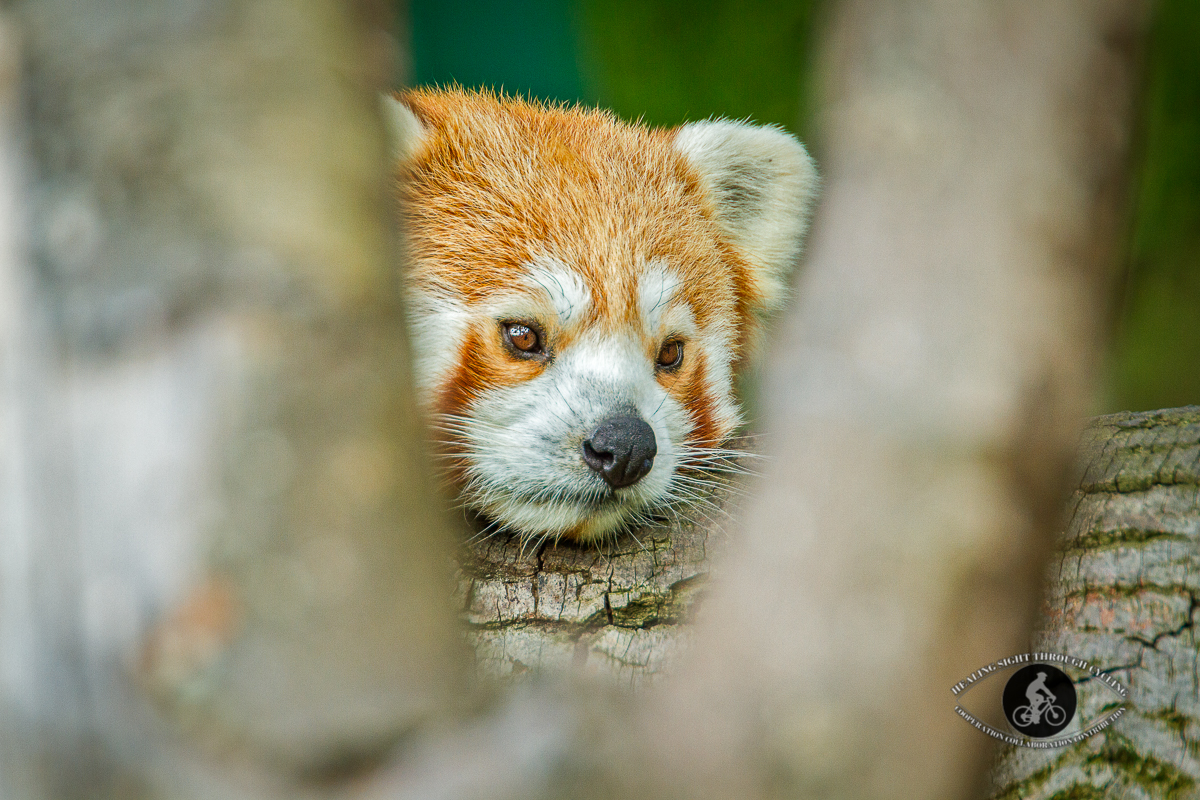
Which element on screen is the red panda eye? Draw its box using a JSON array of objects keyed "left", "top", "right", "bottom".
[
  {"left": 656, "top": 340, "right": 683, "bottom": 370},
  {"left": 503, "top": 323, "right": 542, "bottom": 355}
]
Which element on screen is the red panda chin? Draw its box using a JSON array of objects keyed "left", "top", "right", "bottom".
[
  {"left": 389, "top": 88, "right": 818, "bottom": 543},
  {"left": 472, "top": 492, "right": 656, "bottom": 544}
]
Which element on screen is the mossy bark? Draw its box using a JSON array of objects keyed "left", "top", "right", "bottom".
[{"left": 990, "top": 407, "right": 1200, "bottom": 800}]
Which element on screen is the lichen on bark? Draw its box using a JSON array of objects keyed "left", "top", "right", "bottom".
[{"left": 990, "top": 406, "right": 1200, "bottom": 800}]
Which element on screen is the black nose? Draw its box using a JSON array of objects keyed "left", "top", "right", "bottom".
[{"left": 581, "top": 415, "right": 657, "bottom": 489}]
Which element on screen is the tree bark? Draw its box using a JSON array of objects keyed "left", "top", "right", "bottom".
[
  {"left": 989, "top": 406, "right": 1200, "bottom": 799},
  {"left": 458, "top": 515, "right": 712, "bottom": 688},
  {"left": 454, "top": 439, "right": 749, "bottom": 687}
]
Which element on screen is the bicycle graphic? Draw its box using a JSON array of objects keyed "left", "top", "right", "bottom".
[
  {"left": 996, "top": 662, "right": 1079, "bottom": 738},
  {"left": 1012, "top": 695, "right": 1067, "bottom": 728},
  {"left": 1011, "top": 670, "right": 1066, "bottom": 729}
]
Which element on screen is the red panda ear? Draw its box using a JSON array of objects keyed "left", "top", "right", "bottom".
[
  {"left": 382, "top": 93, "right": 429, "bottom": 163},
  {"left": 673, "top": 121, "right": 819, "bottom": 318}
]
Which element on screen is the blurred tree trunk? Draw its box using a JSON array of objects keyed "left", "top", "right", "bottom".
[
  {"left": 0, "top": 2, "right": 460, "bottom": 799},
  {"left": 636, "top": 0, "right": 1147, "bottom": 795}
]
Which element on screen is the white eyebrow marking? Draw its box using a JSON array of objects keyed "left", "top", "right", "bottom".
[
  {"left": 405, "top": 288, "right": 470, "bottom": 396},
  {"left": 638, "top": 258, "right": 682, "bottom": 332},
  {"left": 523, "top": 256, "right": 591, "bottom": 324}
]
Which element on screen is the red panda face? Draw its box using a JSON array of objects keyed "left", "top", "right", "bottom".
[{"left": 389, "top": 89, "right": 818, "bottom": 541}]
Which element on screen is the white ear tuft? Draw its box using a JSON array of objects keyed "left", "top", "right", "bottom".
[
  {"left": 674, "top": 121, "right": 819, "bottom": 316},
  {"left": 381, "top": 94, "right": 428, "bottom": 163}
]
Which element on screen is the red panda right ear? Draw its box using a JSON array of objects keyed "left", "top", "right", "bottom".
[
  {"left": 673, "top": 121, "right": 819, "bottom": 321},
  {"left": 382, "top": 93, "right": 428, "bottom": 163}
]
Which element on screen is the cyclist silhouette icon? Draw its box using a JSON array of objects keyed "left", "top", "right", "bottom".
[{"left": 1003, "top": 664, "right": 1076, "bottom": 737}]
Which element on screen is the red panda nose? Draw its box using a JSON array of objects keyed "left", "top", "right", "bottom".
[{"left": 582, "top": 415, "right": 658, "bottom": 489}]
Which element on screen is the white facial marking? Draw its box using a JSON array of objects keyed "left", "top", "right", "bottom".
[
  {"left": 419, "top": 262, "right": 741, "bottom": 541},
  {"left": 405, "top": 289, "right": 470, "bottom": 397},
  {"left": 524, "top": 257, "right": 591, "bottom": 325},
  {"left": 694, "top": 316, "right": 740, "bottom": 435},
  {"left": 638, "top": 259, "right": 682, "bottom": 333}
]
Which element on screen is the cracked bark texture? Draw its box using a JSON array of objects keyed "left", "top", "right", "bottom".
[
  {"left": 990, "top": 406, "right": 1200, "bottom": 800},
  {"left": 456, "top": 515, "right": 714, "bottom": 688}
]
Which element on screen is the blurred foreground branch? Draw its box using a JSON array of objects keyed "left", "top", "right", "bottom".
[
  {"left": 1, "top": 1, "right": 459, "bottom": 798},
  {"left": 632, "top": 1, "right": 1149, "bottom": 798}
]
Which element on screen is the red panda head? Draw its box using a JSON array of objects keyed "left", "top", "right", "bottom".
[{"left": 388, "top": 88, "right": 818, "bottom": 541}]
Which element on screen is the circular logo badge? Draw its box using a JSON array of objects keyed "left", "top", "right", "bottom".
[{"left": 1002, "top": 663, "right": 1076, "bottom": 737}]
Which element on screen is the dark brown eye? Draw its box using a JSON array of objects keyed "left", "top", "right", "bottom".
[
  {"left": 656, "top": 340, "right": 683, "bottom": 370},
  {"left": 503, "top": 322, "right": 543, "bottom": 355}
]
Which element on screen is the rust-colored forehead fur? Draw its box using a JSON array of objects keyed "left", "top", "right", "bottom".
[{"left": 398, "top": 88, "right": 751, "bottom": 347}]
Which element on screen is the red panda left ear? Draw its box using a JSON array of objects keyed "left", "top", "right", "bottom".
[
  {"left": 381, "top": 93, "right": 429, "bottom": 164},
  {"left": 673, "top": 121, "right": 819, "bottom": 319}
]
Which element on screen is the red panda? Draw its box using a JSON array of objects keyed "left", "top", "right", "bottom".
[{"left": 387, "top": 88, "right": 818, "bottom": 542}]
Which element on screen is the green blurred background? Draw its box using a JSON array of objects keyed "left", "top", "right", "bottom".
[{"left": 402, "top": 0, "right": 1199, "bottom": 414}]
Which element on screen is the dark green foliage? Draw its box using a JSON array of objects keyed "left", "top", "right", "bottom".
[
  {"left": 408, "top": 0, "right": 820, "bottom": 135},
  {"left": 577, "top": 0, "right": 819, "bottom": 135},
  {"left": 1107, "top": 0, "right": 1200, "bottom": 412},
  {"left": 410, "top": 0, "right": 585, "bottom": 102}
]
